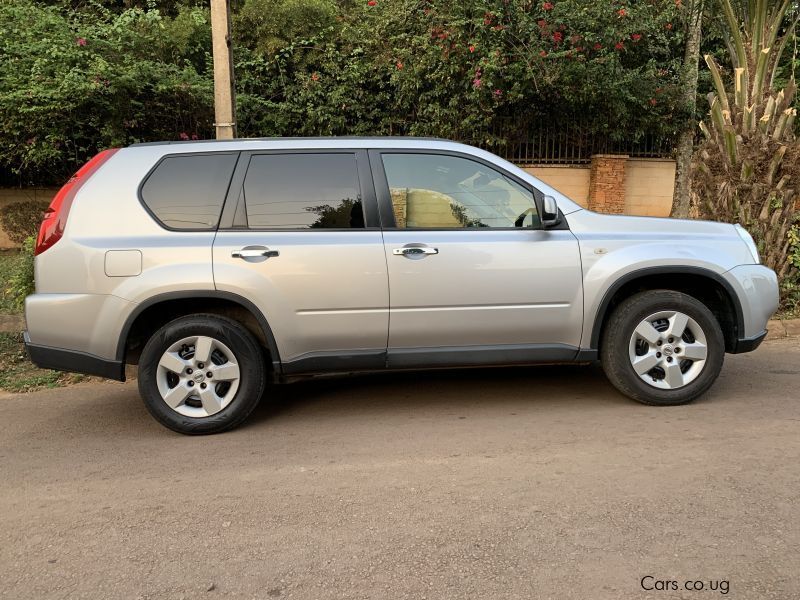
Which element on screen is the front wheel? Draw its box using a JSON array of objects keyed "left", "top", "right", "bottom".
[
  {"left": 138, "top": 315, "right": 266, "bottom": 434},
  {"left": 601, "top": 290, "right": 725, "bottom": 406}
]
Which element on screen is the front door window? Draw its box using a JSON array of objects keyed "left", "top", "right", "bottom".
[{"left": 381, "top": 153, "right": 540, "bottom": 229}]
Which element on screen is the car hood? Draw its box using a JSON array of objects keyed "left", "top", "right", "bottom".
[
  {"left": 566, "top": 209, "right": 738, "bottom": 237},
  {"left": 565, "top": 209, "right": 757, "bottom": 270}
]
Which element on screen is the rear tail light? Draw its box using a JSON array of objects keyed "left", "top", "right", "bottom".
[{"left": 35, "top": 148, "right": 119, "bottom": 256}]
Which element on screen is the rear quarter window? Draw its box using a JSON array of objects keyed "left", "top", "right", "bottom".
[{"left": 140, "top": 153, "right": 238, "bottom": 229}]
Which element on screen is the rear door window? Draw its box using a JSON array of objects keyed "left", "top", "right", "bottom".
[
  {"left": 242, "top": 153, "right": 364, "bottom": 229},
  {"left": 140, "top": 153, "right": 238, "bottom": 229}
]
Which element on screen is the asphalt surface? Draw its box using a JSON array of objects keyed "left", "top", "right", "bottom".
[{"left": 1, "top": 338, "right": 799, "bottom": 600}]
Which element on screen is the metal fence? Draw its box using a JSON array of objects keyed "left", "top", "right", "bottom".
[{"left": 463, "top": 120, "right": 676, "bottom": 166}]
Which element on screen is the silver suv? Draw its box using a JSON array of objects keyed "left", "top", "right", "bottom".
[{"left": 24, "top": 138, "right": 779, "bottom": 434}]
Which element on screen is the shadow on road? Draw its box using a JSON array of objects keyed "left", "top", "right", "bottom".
[
  {"left": 2, "top": 361, "right": 627, "bottom": 441},
  {"left": 247, "top": 361, "right": 624, "bottom": 427}
]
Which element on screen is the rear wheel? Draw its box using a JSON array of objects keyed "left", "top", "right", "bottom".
[
  {"left": 601, "top": 290, "right": 725, "bottom": 406},
  {"left": 138, "top": 315, "right": 266, "bottom": 434}
]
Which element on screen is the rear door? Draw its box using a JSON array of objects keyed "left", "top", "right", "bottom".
[
  {"left": 370, "top": 149, "right": 584, "bottom": 367},
  {"left": 212, "top": 150, "right": 389, "bottom": 373}
]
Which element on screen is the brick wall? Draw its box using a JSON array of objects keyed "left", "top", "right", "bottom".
[
  {"left": 587, "top": 154, "right": 628, "bottom": 214},
  {"left": 524, "top": 157, "right": 675, "bottom": 217},
  {"left": 390, "top": 188, "right": 407, "bottom": 228}
]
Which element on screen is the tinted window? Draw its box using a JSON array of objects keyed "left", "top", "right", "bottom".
[
  {"left": 243, "top": 153, "right": 363, "bottom": 229},
  {"left": 141, "top": 153, "right": 238, "bottom": 229},
  {"left": 382, "top": 154, "right": 539, "bottom": 229}
]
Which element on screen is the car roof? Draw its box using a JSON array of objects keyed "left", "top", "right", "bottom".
[
  {"left": 130, "top": 136, "right": 451, "bottom": 148},
  {"left": 125, "top": 136, "right": 488, "bottom": 158}
]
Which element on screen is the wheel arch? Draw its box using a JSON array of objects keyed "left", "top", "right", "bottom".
[
  {"left": 590, "top": 266, "right": 745, "bottom": 353},
  {"left": 117, "top": 291, "right": 282, "bottom": 373}
]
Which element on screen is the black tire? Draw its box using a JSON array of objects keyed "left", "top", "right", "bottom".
[
  {"left": 138, "top": 314, "right": 266, "bottom": 434},
  {"left": 600, "top": 290, "right": 725, "bottom": 406}
]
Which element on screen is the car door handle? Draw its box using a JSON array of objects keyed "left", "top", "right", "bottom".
[
  {"left": 392, "top": 246, "right": 438, "bottom": 256},
  {"left": 231, "top": 247, "right": 280, "bottom": 259}
]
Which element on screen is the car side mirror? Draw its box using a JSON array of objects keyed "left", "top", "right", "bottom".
[{"left": 541, "top": 195, "right": 561, "bottom": 228}]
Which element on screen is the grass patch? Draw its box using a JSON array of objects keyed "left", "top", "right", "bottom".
[
  {"left": 0, "top": 331, "right": 84, "bottom": 393},
  {"left": 776, "top": 312, "right": 799, "bottom": 320},
  {"left": 0, "top": 250, "right": 21, "bottom": 315}
]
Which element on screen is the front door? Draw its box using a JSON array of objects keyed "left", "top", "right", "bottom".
[
  {"left": 213, "top": 150, "right": 389, "bottom": 373},
  {"left": 370, "top": 150, "right": 584, "bottom": 367}
]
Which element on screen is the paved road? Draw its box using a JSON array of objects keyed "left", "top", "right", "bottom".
[{"left": 1, "top": 338, "right": 799, "bottom": 600}]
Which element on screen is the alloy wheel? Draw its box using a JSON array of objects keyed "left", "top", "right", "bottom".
[
  {"left": 156, "top": 335, "right": 241, "bottom": 417},
  {"left": 628, "top": 310, "right": 708, "bottom": 390}
]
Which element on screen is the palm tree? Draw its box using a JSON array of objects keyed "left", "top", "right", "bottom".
[{"left": 692, "top": 0, "right": 798, "bottom": 278}]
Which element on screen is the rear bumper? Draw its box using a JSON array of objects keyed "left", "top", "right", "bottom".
[
  {"left": 24, "top": 293, "right": 134, "bottom": 362},
  {"left": 24, "top": 331, "right": 125, "bottom": 381},
  {"left": 731, "top": 329, "right": 768, "bottom": 354}
]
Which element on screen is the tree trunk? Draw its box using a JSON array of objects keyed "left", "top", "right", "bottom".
[{"left": 671, "top": 1, "right": 704, "bottom": 218}]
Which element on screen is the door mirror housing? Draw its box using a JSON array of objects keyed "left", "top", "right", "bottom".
[{"left": 541, "top": 195, "right": 561, "bottom": 228}]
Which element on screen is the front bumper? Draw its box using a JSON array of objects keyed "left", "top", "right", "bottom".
[
  {"left": 24, "top": 331, "right": 125, "bottom": 381},
  {"left": 723, "top": 264, "right": 779, "bottom": 352}
]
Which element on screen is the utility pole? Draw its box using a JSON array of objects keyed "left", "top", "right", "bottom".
[{"left": 210, "top": 0, "right": 236, "bottom": 139}]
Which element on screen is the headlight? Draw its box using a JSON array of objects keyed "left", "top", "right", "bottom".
[{"left": 735, "top": 224, "right": 760, "bottom": 264}]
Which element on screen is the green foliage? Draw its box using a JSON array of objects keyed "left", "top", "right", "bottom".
[
  {"left": 785, "top": 224, "right": 800, "bottom": 315},
  {"left": 0, "top": 250, "right": 21, "bottom": 314},
  {"left": 0, "top": 200, "right": 48, "bottom": 245},
  {"left": 0, "top": 0, "right": 213, "bottom": 185},
  {"left": 2, "top": 0, "right": 690, "bottom": 184},
  {"left": 5, "top": 237, "right": 36, "bottom": 313},
  {"left": 0, "top": 237, "right": 35, "bottom": 316},
  {"left": 789, "top": 225, "right": 800, "bottom": 271},
  {"left": 780, "top": 271, "right": 800, "bottom": 315},
  {"left": 234, "top": 0, "right": 337, "bottom": 56}
]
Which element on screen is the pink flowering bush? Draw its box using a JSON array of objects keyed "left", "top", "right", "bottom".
[{"left": 236, "top": 0, "right": 686, "bottom": 148}]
